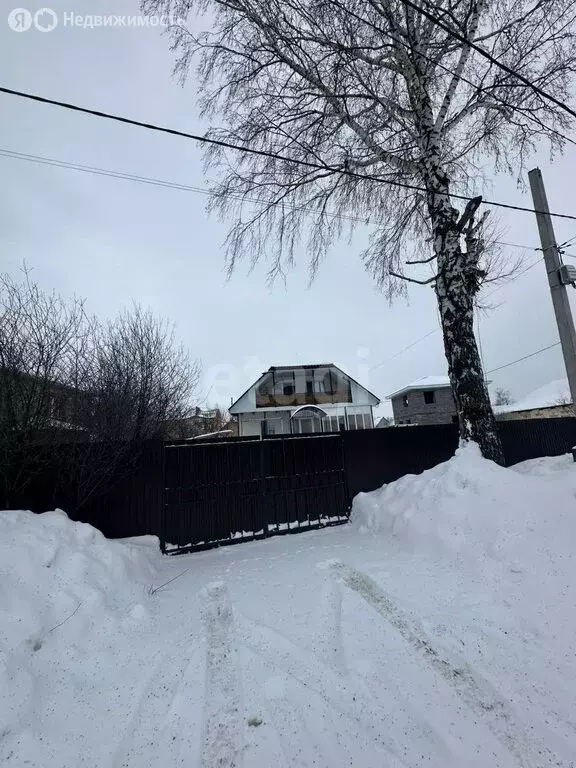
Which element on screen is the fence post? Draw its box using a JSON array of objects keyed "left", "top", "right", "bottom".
[
  {"left": 340, "top": 433, "right": 352, "bottom": 515},
  {"left": 259, "top": 439, "right": 269, "bottom": 537},
  {"left": 160, "top": 440, "right": 167, "bottom": 554}
]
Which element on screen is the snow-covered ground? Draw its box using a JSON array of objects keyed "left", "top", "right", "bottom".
[{"left": 1, "top": 445, "right": 576, "bottom": 767}]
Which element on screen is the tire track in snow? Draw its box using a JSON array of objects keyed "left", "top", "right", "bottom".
[
  {"left": 241, "top": 644, "right": 336, "bottom": 768},
  {"left": 200, "top": 581, "right": 243, "bottom": 768},
  {"left": 112, "top": 632, "right": 204, "bottom": 768},
  {"left": 326, "top": 559, "right": 564, "bottom": 768},
  {"left": 312, "top": 573, "right": 345, "bottom": 671},
  {"left": 237, "top": 613, "right": 410, "bottom": 767}
]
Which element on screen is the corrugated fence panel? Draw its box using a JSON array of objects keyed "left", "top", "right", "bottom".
[
  {"left": 163, "top": 434, "right": 349, "bottom": 553},
  {"left": 499, "top": 418, "right": 576, "bottom": 465}
]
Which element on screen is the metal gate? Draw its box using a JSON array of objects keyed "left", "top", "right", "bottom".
[{"left": 162, "top": 434, "right": 350, "bottom": 553}]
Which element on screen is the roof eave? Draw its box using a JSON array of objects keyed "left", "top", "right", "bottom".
[{"left": 386, "top": 383, "right": 452, "bottom": 400}]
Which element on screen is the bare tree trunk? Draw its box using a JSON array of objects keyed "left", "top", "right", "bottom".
[
  {"left": 426, "top": 175, "right": 504, "bottom": 464},
  {"left": 437, "top": 267, "right": 503, "bottom": 464}
]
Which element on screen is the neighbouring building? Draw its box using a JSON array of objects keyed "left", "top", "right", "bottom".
[
  {"left": 0, "top": 369, "right": 91, "bottom": 441},
  {"left": 494, "top": 378, "right": 574, "bottom": 420},
  {"left": 229, "top": 364, "right": 380, "bottom": 437},
  {"left": 388, "top": 376, "right": 457, "bottom": 426},
  {"left": 164, "top": 407, "right": 237, "bottom": 440}
]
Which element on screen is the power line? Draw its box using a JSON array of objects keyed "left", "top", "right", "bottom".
[
  {"left": 369, "top": 328, "right": 440, "bottom": 372},
  {"left": 559, "top": 233, "right": 576, "bottom": 249},
  {"left": 2, "top": 85, "right": 576, "bottom": 221},
  {"left": 404, "top": 0, "right": 576, "bottom": 122},
  {"left": 3, "top": 150, "right": 567, "bottom": 240},
  {"left": 494, "top": 240, "right": 539, "bottom": 251},
  {"left": 369, "top": 254, "right": 544, "bottom": 372},
  {"left": 486, "top": 342, "right": 561, "bottom": 374},
  {"left": 0, "top": 147, "right": 369, "bottom": 225}
]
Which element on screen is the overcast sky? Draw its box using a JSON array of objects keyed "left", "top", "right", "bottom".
[{"left": 2, "top": 1, "right": 576, "bottom": 420}]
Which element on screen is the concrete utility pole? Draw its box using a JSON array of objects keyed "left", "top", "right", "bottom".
[{"left": 528, "top": 167, "right": 576, "bottom": 407}]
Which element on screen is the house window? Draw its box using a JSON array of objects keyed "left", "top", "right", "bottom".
[
  {"left": 306, "top": 380, "right": 314, "bottom": 394},
  {"left": 348, "top": 413, "right": 369, "bottom": 430},
  {"left": 283, "top": 383, "right": 295, "bottom": 396},
  {"left": 50, "top": 396, "right": 66, "bottom": 422},
  {"left": 293, "top": 416, "right": 323, "bottom": 434},
  {"left": 323, "top": 414, "right": 345, "bottom": 432},
  {"left": 403, "top": 394, "right": 409, "bottom": 407},
  {"left": 323, "top": 371, "right": 338, "bottom": 395},
  {"left": 262, "top": 418, "right": 282, "bottom": 436},
  {"left": 424, "top": 390, "right": 435, "bottom": 405}
]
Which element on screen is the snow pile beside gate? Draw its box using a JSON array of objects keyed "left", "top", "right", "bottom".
[
  {"left": 0, "top": 509, "right": 159, "bottom": 756},
  {"left": 351, "top": 442, "right": 576, "bottom": 564}
]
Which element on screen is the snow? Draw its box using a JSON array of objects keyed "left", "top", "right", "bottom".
[
  {"left": 2, "top": 447, "right": 576, "bottom": 767},
  {"left": 495, "top": 377, "right": 571, "bottom": 414},
  {"left": 351, "top": 441, "right": 569, "bottom": 562},
  {"left": 387, "top": 375, "right": 451, "bottom": 398},
  {"left": 186, "top": 430, "right": 234, "bottom": 440}
]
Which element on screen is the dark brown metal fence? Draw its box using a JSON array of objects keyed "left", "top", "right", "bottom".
[
  {"left": 4, "top": 417, "right": 576, "bottom": 553},
  {"left": 163, "top": 434, "right": 349, "bottom": 553},
  {"left": 0, "top": 440, "right": 164, "bottom": 539},
  {"left": 344, "top": 417, "right": 576, "bottom": 498}
]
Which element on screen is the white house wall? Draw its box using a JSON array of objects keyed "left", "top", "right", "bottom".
[
  {"left": 238, "top": 412, "right": 263, "bottom": 437},
  {"left": 349, "top": 379, "right": 379, "bottom": 406}
]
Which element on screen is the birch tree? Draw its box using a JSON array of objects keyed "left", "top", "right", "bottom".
[{"left": 145, "top": 0, "right": 576, "bottom": 461}]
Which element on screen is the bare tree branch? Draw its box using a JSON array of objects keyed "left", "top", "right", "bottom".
[{"left": 389, "top": 271, "right": 437, "bottom": 285}]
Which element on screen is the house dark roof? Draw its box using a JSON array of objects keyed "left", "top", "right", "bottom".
[{"left": 268, "top": 364, "right": 334, "bottom": 371}]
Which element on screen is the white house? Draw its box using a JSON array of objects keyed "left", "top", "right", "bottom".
[{"left": 229, "top": 364, "right": 380, "bottom": 437}]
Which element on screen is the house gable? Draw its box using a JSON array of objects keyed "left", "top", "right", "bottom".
[{"left": 230, "top": 364, "right": 379, "bottom": 414}]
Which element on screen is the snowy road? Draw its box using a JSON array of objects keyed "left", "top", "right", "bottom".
[{"left": 2, "top": 447, "right": 576, "bottom": 767}]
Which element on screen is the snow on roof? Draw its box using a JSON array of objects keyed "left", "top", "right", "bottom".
[
  {"left": 386, "top": 376, "right": 451, "bottom": 399},
  {"left": 186, "top": 430, "right": 233, "bottom": 440},
  {"left": 49, "top": 419, "right": 89, "bottom": 432},
  {"left": 494, "top": 378, "right": 571, "bottom": 414}
]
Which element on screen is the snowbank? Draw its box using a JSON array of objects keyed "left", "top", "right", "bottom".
[
  {"left": 0, "top": 510, "right": 159, "bottom": 761},
  {"left": 351, "top": 442, "right": 576, "bottom": 564}
]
